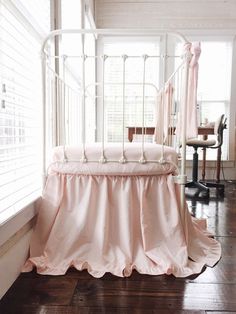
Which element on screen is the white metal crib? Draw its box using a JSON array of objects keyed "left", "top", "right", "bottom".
[{"left": 21, "top": 29, "right": 221, "bottom": 278}]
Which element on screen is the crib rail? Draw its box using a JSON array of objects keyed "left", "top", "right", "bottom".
[{"left": 41, "top": 29, "right": 191, "bottom": 208}]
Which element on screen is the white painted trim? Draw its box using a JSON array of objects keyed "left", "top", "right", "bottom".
[
  {"left": 0, "top": 200, "right": 39, "bottom": 248},
  {"left": 85, "top": 0, "right": 97, "bottom": 29},
  {"left": 0, "top": 230, "right": 32, "bottom": 299},
  {"left": 0, "top": 218, "right": 35, "bottom": 258},
  {"left": 0, "top": 200, "right": 38, "bottom": 299},
  {"left": 228, "top": 36, "right": 236, "bottom": 163}
]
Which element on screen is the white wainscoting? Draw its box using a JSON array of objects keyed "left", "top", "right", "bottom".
[{"left": 0, "top": 202, "right": 38, "bottom": 299}]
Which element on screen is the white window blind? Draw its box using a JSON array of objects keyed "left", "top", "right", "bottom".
[
  {"left": 11, "top": 0, "right": 50, "bottom": 34},
  {"left": 0, "top": 0, "right": 50, "bottom": 223},
  {"left": 101, "top": 39, "right": 160, "bottom": 142}
]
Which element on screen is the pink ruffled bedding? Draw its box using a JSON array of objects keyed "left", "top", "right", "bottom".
[{"left": 23, "top": 143, "right": 221, "bottom": 277}]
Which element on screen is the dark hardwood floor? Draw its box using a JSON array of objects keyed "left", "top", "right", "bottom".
[{"left": 0, "top": 181, "right": 236, "bottom": 314}]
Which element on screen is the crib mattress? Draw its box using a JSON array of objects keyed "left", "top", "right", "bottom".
[{"left": 50, "top": 142, "right": 178, "bottom": 176}]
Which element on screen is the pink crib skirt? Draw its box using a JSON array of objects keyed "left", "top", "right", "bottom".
[{"left": 23, "top": 144, "right": 221, "bottom": 277}]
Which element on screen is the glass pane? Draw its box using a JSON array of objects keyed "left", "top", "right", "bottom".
[{"left": 198, "top": 42, "right": 232, "bottom": 101}]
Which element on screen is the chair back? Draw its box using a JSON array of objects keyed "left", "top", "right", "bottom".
[{"left": 213, "top": 114, "right": 227, "bottom": 148}]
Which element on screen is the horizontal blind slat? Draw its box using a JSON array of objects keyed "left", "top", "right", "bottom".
[{"left": 0, "top": 0, "right": 50, "bottom": 222}]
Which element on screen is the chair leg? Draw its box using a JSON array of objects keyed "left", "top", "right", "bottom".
[
  {"left": 192, "top": 147, "right": 198, "bottom": 182},
  {"left": 185, "top": 146, "right": 210, "bottom": 198},
  {"left": 200, "top": 181, "right": 225, "bottom": 197},
  {"left": 186, "top": 180, "right": 209, "bottom": 197}
]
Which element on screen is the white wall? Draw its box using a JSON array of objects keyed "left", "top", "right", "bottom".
[{"left": 95, "top": 0, "right": 236, "bottom": 30}]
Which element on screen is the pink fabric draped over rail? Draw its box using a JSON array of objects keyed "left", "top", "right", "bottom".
[
  {"left": 177, "top": 42, "right": 201, "bottom": 140},
  {"left": 23, "top": 145, "right": 221, "bottom": 278},
  {"left": 155, "top": 42, "right": 201, "bottom": 144},
  {"left": 154, "top": 82, "right": 174, "bottom": 144}
]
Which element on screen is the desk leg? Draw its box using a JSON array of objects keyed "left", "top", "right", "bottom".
[
  {"left": 202, "top": 134, "right": 207, "bottom": 181},
  {"left": 216, "top": 147, "right": 221, "bottom": 183},
  {"left": 128, "top": 129, "right": 133, "bottom": 142},
  {"left": 202, "top": 147, "right": 206, "bottom": 181}
]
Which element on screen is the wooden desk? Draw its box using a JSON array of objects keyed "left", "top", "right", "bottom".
[
  {"left": 127, "top": 126, "right": 215, "bottom": 142},
  {"left": 127, "top": 127, "right": 155, "bottom": 142},
  {"left": 127, "top": 126, "right": 222, "bottom": 182}
]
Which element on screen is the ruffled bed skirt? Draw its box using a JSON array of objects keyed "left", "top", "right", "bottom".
[{"left": 23, "top": 173, "right": 221, "bottom": 278}]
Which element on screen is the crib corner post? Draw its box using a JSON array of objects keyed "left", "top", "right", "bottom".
[
  {"left": 41, "top": 52, "right": 47, "bottom": 190},
  {"left": 180, "top": 48, "right": 191, "bottom": 210}
]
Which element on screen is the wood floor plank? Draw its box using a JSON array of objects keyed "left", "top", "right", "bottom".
[
  {"left": 70, "top": 278, "right": 236, "bottom": 311},
  {"left": 0, "top": 271, "right": 78, "bottom": 307},
  {"left": 1, "top": 305, "right": 206, "bottom": 314},
  {"left": 205, "top": 312, "right": 236, "bottom": 314},
  {"left": 187, "top": 182, "right": 236, "bottom": 237},
  {"left": 186, "top": 236, "right": 236, "bottom": 284}
]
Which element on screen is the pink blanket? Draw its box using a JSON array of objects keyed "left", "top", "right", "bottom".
[{"left": 23, "top": 144, "right": 221, "bottom": 277}]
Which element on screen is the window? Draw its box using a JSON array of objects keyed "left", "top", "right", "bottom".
[
  {"left": 0, "top": 0, "right": 50, "bottom": 224},
  {"left": 61, "top": 0, "right": 82, "bottom": 29},
  {"left": 197, "top": 41, "right": 232, "bottom": 160},
  {"left": 57, "top": 0, "right": 96, "bottom": 144},
  {"left": 176, "top": 39, "right": 232, "bottom": 160},
  {"left": 98, "top": 38, "right": 160, "bottom": 142}
]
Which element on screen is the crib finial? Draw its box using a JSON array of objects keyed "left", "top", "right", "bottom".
[
  {"left": 63, "top": 146, "right": 68, "bottom": 162},
  {"left": 158, "top": 157, "right": 166, "bottom": 164},
  {"left": 101, "top": 54, "right": 108, "bottom": 61},
  {"left": 142, "top": 54, "right": 149, "bottom": 61},
  {"left": 139, "top": 153, "right": 147, "bottom": 164},
  {"left": 119, "top": 154, "right": 127, "bottom": 164},
  {"left": 99, "top": 154, "right": 107, "bottom": 164},
  {"left": 80, "top": 153, "right": 87, "bottom": 163}
]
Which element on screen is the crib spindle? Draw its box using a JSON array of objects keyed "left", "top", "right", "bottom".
[
  {"left": 120, "top": 55, "right": 128, "bottom": 164},
  {"left": 139, "top": 55, "right": 148, "bottom": 164},
  {"left": 80, "top": 52, "right": 87, "bottom": 162},
  {"left": 100, "top": 55, "right": 107, "bottom": 163}
]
